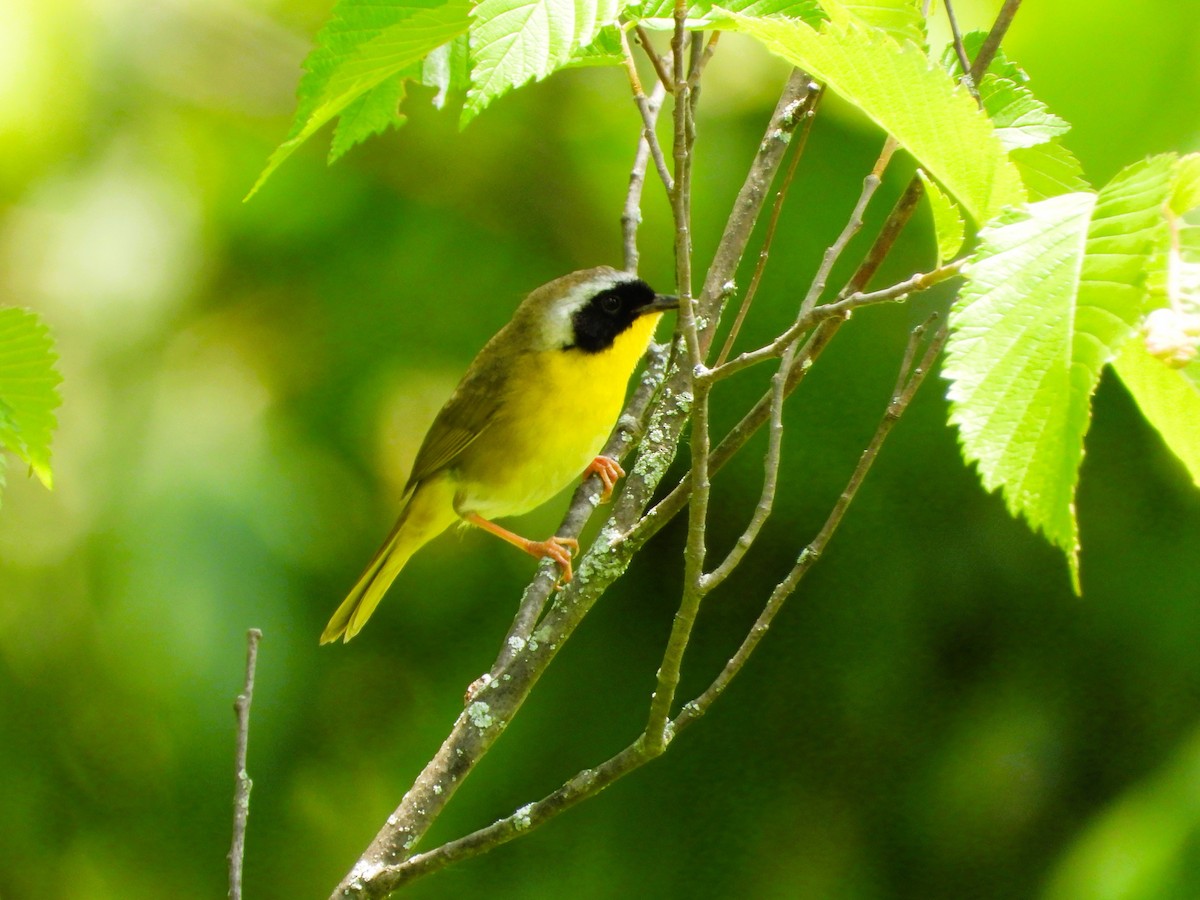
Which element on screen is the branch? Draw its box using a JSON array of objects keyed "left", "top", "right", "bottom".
[
  {"left": 367, "top": 319, "right": 950, "bottom": 891},
  {"left": 716, "top": 86, "right": 822, "bottom": 366},
  {"left": 228, "top": 628, "right": 262, "bottom": 900},
  {"left": 706, "top": 259, "right": 964, "bottom": 382},
  {"left": 332, "top": 69, "right": 817, "bottom": 900},
  {"left": 622, "top": 80, "right": 668, "bottom": 273},
  {"left": 675, "top": 319, "right": 949, "bottom": 731},
  {"left": 634, "top": 24, "right": 675, "bottom": 94},
  {"left": 943, "top": 0, "right": 977, "bottom": 97},
  {"left": 620, "top": 28, "right": 675, "bottom": 194}
]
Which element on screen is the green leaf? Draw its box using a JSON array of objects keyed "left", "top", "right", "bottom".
[
  {"left": 1011, "top": 141, "right": 1090, "bottom": 201},
  {"left": 828, "top": 0, "right": 925, "bottom": 48},
  {"left": 0, "top": 307, "right": 62, "bottom": 492},
  {"left": 249, "top": 0, "right": 472, "bottom": 198},
  {"left": 1170, "top": 152, "right": 1200, "bottom": 215},
  {"left": 917, "top": 168, "right": 964, "bottom": 264},
  {"left": 563, "top": 24, "right": 626, "bottom": 67},
  {"left": 944, "top": 157, "right": 1174, "bottom": 590},
  {"left": 939, "top": 29, "right": 1026, "bottom": 83},
  {"left": 978, "top": 74, "right": 1070, "bottom": 151},
  {"left": 1114, "top": 340, "right": 1200, "bottom": 487},
  {"left": 463, "top": 0, "right": 624, "bottom": 125},
  {"left": 632, "top": 0, "right": 823, "bottom": 29},
  {"left": 945, "top": 194, "right": 1096, "bottom": 588},
  {"left": 328, "top": 71, "right": 413, "bottom": 164},
  {"left": 718, "top": 10, "right": 1024, "bottom": 223}
]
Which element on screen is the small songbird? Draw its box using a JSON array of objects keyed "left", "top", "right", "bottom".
[{"left": 321, "top": 266, "right": 678, "bottom": 644}]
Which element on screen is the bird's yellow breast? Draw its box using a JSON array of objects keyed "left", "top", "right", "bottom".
[{"left": 455, "top": 313, "right": 662, "bottom": 518}]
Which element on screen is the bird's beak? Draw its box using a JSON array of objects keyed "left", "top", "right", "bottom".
[{"left": 638, "top": 294, "right": 680, "bottom": 316}]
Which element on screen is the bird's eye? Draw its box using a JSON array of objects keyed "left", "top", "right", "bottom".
[{"left": 600, "top": 294, "right": 622, "bottom": 315}]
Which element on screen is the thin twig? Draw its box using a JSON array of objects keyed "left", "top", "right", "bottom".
[
  {"left": 706, "top": 259, "right": 964, "bottom": 382},
  {"left": 634, "top": 24, "right": 675, "bottom": 94},
  {"left": 620, "top": 29, "right": 675, "bottom": 194},
  {"left": 686, "top": 32, "right": 720, "bottom": 89},
  {"left": 716, "top": 87, "right": 822, "bottom": 367},
  {"left": 943, "top": 0, "right": 977, "bottom": 97},
  {"left": 969, "top": 0, "right": 1022, "bottom": 82},
  {"left": 228, "top": 628, "right": 262, "bottom": 900},
  {"left": 645, "top": 0, "right": 703, "bottom": 752},
  {"left": 622, "top": 81, "right": 668, "bottom": 273},
  {"left": 675, "top": 320, "right": 949, "bottom": 731}
]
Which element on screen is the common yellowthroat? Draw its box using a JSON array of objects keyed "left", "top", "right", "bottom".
[{"left": 321, "top": 266, "right": 678, "bottom": 644}]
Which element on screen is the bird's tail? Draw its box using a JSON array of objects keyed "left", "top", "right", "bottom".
[{"left": 320, "top": 486, "right": 443, "bottom": 644}]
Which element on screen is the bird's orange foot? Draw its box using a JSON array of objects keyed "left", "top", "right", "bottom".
[
  {"left": 584, "top": 455, "right": 626, "bottom": 504},
  {"left": 525, "top": 535, "right": 580, "bottom": 585}
]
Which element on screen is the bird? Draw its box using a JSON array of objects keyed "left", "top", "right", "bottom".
[{"left": 320, "top": 266, "right": 678, "bottom": 644}]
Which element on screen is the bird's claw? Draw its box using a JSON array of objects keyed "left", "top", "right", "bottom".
[{"left": 584, "top": 455, "right": 626, "bottom": 504}]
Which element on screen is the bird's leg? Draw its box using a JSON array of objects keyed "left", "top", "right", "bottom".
[
  {"left": 463, "top": 512, "right": 580, "bottom": 584},
  {"left": 583, "top": 455, "right": 625, "bottom": 504}
]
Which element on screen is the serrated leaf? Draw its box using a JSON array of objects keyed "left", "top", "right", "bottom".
[
  {"left": 945, "top": 194, "right": 1096, "bottom": 587},
  {"left": 249, "top": 0, "right": 472, "bottom": 198},
  {"left": 463, "top": 0, "right": 623, "bottom": 125},
  {"left": 1114, "top": 340, "right": 1200, "bottom": 486},
  {"left": 827, "top": 0, "right": 924, "bottom": 48},
  {"left": 718, "top": 11, "right": 1024, "bottom": 223},
  {"left": 424, "top": 37, "right": 471, "bottom": 108},
  {"left": 1170, "top": 152, "right": 1200, "bottom": 215},
  {"left": 0, "top": 307, "right": 62, "bottom": 491},
  {"left": 1011, "top": 141, "right": 1090, "bottom": 201},
  {"left": 979, "top": 74, "right": 1070, "bottom": 151},
  {"left": 633, "top": 0, "right": 823, "bottom": 29},
  {"left": 939, "top": 30, "right": 1027, "bottom": 83},
  {"left": 563, "top": 24, "right": 625, "bottom": 67},
  {"left": 917, "top": 169, "right": 965, "bottom": 264},
  {"left": 328, "top": 71, "right": 413, "bottom": 163},
  {"left": 944, "top": 157, "right": 1174, "bottom": 591}
]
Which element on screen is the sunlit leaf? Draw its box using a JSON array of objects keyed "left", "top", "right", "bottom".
[
  {"left": 1170, "top": 152, "right": 1200, "bottom": 215},
  {"left": 917, "top": 168, "right": 964, "bottom": 264},
  {"left": 1011, "top": 141, "right": 1090, "bottom": 201},
  {"left": 828, "top": 0, "right": 925, "bottom": 48},
  {"left": 328, "top": 71, "right": 413, "bottom": 163},
  {"left": 939, "top": 29, "right": 1027, "bottom": 83},
  {"left": 463, "top": 0, "right": 624, "bottom": 124},
  {"left": 718, "top": 9, "right": 1024, "bottom": 223},
  {"left": 633, "top": 0, "right": 823, "bottom": 29},
  {"left": 0, "top": 307, "right": 61, "bottom": 493},
  {"left": 249, "top": 0, "right": 472, "bottom": 197},
  {"left": 1114, "top": 341, "right": 1200, "bottom": 486},
  {"left": 944, "top": 157, "right": 1174, "bottom": 590},
  {"left": 979, "top": 74, "right": 1070, "bottom": 151}
]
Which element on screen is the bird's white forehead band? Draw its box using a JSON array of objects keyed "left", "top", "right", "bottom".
[{"left": 541, "top": 271, "right": 637, "bottom": 348}]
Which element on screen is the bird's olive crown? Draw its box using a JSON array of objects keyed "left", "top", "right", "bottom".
[{"left": 567, "top": 278, "right": 659, "bottom": 353}]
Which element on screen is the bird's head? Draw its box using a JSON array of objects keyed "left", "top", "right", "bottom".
[{"left": 523, "top": 266, "right": 679, "bottom": 353}]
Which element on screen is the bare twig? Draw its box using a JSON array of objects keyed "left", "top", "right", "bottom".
[
  {"left": 716, "top": 87, "right": 822, "bottom": 367},
  {"left": 686, "top": 32, "right": 720, "bottom": 89},
  {"left": 634, "top": 24, "right": 675, "bottom": 94},
  {"left": 969, "top": 0, "right": 1023, "bottom": 82},
  {"left": 706, "top": 259, "right": 964, "bottom": 382},
  {"left": 645, "top": 0, "right": 703, "bottom": 751},
  {"left": 943, "top": 0, "right": 977, "bottom": 96},
  {"left": 675, "top": 319, "right": 949, "bottom": 731},
  {"left": 622, "top": 81, "right": 668, "bottom": 273},
  {"left": 228, "top": 628, "right": 262, "bottom": 900},
  {"left": 620, "top": 29, "right": 675, "bottom": 194}
]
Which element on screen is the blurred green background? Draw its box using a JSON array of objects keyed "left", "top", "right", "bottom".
[{"left": 3, "top": 1, "right": 1200, "bottom": 897}]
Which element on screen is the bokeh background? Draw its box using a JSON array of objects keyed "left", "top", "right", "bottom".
[{"left": 3, "top": 1, "right": 1200, "bottom": 897}]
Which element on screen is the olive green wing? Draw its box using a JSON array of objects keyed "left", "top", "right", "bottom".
[{"left": 404, "top": 331, "right": 517, "bottom": 489}]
